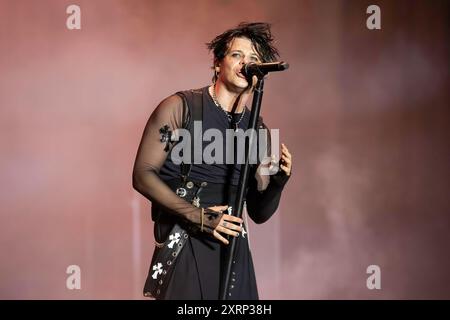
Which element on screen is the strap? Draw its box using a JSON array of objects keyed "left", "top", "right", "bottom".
[
  {"left": 175, "top": 89, "right": 203, "bottom": 181},
  {"left": 143, "top": 223, "right": 189, "bottom": 298}
]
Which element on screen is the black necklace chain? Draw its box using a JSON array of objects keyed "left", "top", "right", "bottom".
[{"left": 210, "top": 85, "right": 245, "bottom": 128}]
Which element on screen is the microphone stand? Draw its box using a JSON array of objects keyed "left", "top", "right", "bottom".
[{"left": 220, "top": 73, "right": 266, "bottom": 300}]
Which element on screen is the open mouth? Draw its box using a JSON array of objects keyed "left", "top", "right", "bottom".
[{"left": 237, "top": 72, "right": 246, "bottom": 79}]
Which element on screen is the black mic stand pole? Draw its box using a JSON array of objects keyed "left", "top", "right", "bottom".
[{"left": 220, "top": 73, "right": 265, "bottom": 300}]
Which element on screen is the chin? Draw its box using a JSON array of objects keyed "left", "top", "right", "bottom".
[
  {"left": 223, "top": 77, "right": 248, "bottom": 92},
  {"left": 235, "top": 77, "right": 249, "bottom": 89}
]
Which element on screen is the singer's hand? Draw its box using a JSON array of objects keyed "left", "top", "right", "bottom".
[
  {"left": 247, "top": 75, "right": 258, "bottom": 92},
  {"left": 280, "top": 143, "right": 292, "bottom": 176},
  {"left": 200, "top": 205, "right": 243, "bottom": 245},
  {"left": 237, "top": 75, "right": 258, "bottom": 109}
]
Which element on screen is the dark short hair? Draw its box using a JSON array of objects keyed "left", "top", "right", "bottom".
[{"left": 206, "top": 22, "right": 280, "bottom": 82}]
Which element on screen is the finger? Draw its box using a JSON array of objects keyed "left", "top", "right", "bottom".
[
  {"left": 221, "top": 221, "right": 242, "bottom": 232},
  {"left": 213, "top": 230, "right": 229, "bottom": 245},
  {"left": 281, "top": 153, "right": 291, "bottom": 162},
  {"left": 281, "top": 151, "right": 290, "bottom": 160},
  {"left": 281, "top": 144, "right": 291, "bottom": 155},
  {"left": 282, "top": 164, "right": 291, "bottom": 174},
  {"left": 208, "top": 205, "right": 229, "bottom": 212},
  {"left": 244, "top": 75, "right": 258, "bottom": 93},
  {"left": 251, "top": 75, "right": 258, "bottom": 88},
  {"left": 281, "top": 155, "right": 291, "bottom": 165},
  {"left": 283, "top": 159, "right": 291, "bottom": 166},
  {"left": 216, "top": 225, "right": 240, "bottom": 237},
  {"left": 222, "top": 214, "right": 243, "bottom": 224},
  {"left": 281, "top": 148, "right": 291, "bottom": 158},
  {"left": 280, "top": 164, "right": 291, "bottom": 175},
  {"left": 282, "top": 152, "right": 291, "bottom": 161}
]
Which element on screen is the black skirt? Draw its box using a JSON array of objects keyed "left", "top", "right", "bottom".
[{"left": 144, "top": 178, "right": 259, "bottom": 300}]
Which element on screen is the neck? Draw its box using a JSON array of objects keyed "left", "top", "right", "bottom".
[{"left": 213, "top": 81, "right": 246, "bottom": 113}]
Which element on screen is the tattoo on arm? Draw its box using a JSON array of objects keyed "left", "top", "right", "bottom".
[{"left": 159, "top": 124, "right": 173, "bottom": 152}]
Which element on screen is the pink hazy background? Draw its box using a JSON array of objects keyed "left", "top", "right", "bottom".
[{"left": 0, "top": 0, "right": 448, "bottom": 299}]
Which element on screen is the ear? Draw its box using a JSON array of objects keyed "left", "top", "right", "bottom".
[{"left": 214, "top": 59, "right": 221, "bottom": 73}]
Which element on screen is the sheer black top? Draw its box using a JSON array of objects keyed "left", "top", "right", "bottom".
[{"left": 132, "top": 86, "right": 290, "bottom": 225}]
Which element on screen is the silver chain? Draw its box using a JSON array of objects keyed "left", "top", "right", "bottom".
[{"left": 210, "top": 85, "right": 245, "bottom": 126}]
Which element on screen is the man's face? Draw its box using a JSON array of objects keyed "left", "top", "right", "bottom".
[{"left": 216, "top": 37, "right": 261, "bottom": 92}]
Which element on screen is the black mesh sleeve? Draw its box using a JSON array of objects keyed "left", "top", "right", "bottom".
[
  {"left": 245, "top": 123, "right": 291, "bottom": 224},
  {"left": 246, "top": 167, "right": 290, "bottom": 224},
  {"left": 132, "top": 94, "right": 201, "bottom": 225}
]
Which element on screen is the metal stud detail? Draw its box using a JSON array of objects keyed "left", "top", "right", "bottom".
[{"left": 176, "top": 187, "right": 187, "bottom": 197}]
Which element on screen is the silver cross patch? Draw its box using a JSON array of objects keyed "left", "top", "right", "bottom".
[
  {"left": 151, "top": 262, "right": 163, "bottom": 279},
  {"left": 167, "top": 232, "right": 181, "bottom": 248}
]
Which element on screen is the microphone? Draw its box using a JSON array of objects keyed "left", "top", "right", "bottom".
[{"left": 242, "top": 61, "right": 289, "bottom": 78}]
